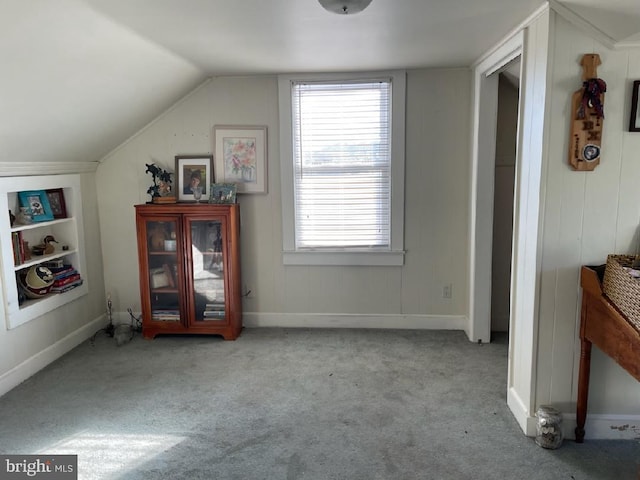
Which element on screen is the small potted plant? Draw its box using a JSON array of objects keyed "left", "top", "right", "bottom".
[{"left": 145, "top": 163, "right": 175, "bottom": 203}]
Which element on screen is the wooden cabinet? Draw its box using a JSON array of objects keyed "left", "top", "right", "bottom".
[{"left": 135, "top": 203, "right": 242, "bottom": 340}]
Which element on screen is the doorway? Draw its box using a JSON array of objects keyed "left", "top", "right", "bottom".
[
  {"left": 470, "top": 28, "right": 547, "bottom": 435},
  {"left": 467, "top": 34, "right": 523, "bottom": 344},
  {"left": 491, "top": 64, "right": 520, "bottom": 336}
]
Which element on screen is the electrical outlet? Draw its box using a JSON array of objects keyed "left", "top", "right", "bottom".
[{"left": 443, "top": 284, "right": 452, "bottom": 299}]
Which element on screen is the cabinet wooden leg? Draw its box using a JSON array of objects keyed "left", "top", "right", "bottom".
[{"left": 575, "top": 338, "right": 592, "bottom": 443}]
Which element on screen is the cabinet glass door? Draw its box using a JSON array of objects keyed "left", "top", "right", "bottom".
[
  {"left": 190, "top": 220, "right": 226, "bottom": 322},
  {"left": 146, "top": 220, "right": 181, "bottom": 323}
]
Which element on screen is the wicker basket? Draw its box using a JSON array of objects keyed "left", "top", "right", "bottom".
[{"left": 602, "top": 254, "right": 640, "bottom": 331}]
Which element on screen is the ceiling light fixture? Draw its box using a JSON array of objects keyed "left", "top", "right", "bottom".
[{"left": 318, "top": 0, "right": 373, "bottom": 15}]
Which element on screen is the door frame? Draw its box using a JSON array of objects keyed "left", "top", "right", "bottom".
[
  {"left": 468, "top": 32, "right": 523, "bottom": 344},
  {"left": 469, "top": 25, "right": 547, "bottom": 435}
]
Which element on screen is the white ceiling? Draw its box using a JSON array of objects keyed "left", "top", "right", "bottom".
[
  {"left": 84, "top": 0, "right": 546, "bottom": 74},
  {"left": 83, "top": 0, "right": 640, "bottom": 73},
  {"left": 2, "top": 0, "right": 639, "bottom": 165},
  {"left": 560, "top": 0, "right": 640, "bottom": 44}
]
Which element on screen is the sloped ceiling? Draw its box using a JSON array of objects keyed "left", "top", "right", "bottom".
[
  {"left": 1, "top": 0, "right": 204, "bottom": 165},
  {"left": 2, "top": 0, "right": 639, "bottom": 166},
  {"left": 560, "top": 0, "right": 640, "bottom": 44}
]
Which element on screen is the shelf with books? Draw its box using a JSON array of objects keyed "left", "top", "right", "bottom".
[
  {"left": 12, "top": 246, "right": 79, "bottom": 271},
  {"left": 45, "top": 261, "right": 84, "bottom": 294},
  {"left": 151, "top": 309, "right": 181, "bottom": 322},
  {"left": 10, "top": 216, "right": 77, "bottom": 268},
  {"left": 202, "top": 301, "right": 226, "bottom": 321},
  {"left": 0, "top": 175, "right": 88, "bottom": 329}
]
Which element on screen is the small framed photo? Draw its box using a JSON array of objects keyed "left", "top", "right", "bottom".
[
  {"left": 629, "top": 80, "right": 640, "bottom": 132},
  {"left": 175, "top": 155, "right": 213, "bottom": 202},
  {"left": 149, "top": 267, "right": 172, "bottom": 289},
  {"left": 45, "top": 188, "right": 67, "bottom": 219},
  {"left": 18, "top": 190, "right": 54, "bottom": 222},
  {"left": 209, "top": 183, "right": 237, "bottom": 204},
  {"left": 213, "top": 125, "right": 267, "bottom": 194}
]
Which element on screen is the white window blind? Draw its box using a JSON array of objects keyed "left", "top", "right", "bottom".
[{"left": 292, "top": 80, "right": 392, "bottom": 249}]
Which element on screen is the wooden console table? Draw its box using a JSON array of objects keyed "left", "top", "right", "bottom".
[{"left": 576, "top": 265, "right": 640, "bottom": 442}]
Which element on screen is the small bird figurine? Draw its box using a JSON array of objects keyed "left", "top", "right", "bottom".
[
  {"left": 31, "top": 235, "right": 59, "bottom": 256},
  {"left": 43, "top": 235, "right": 58, "bottom": 254}
]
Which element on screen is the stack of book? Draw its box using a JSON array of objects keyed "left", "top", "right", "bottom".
[
  {"left": 11, "top": 232, "right": 30, "bottom": 265},
  {"left": 203, "top": 302, "right": 225, "bottom": 320},
  {"left": 45, "top": 261, "right": 83, "bottom": 293},
  {"left": 151, "top": 309, "right": 180, "bottom": 322}
]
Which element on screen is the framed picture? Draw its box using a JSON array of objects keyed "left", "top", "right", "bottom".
[
  {"left": 18, "top": 190, "right": 54, "bottom": 222},
  {"left": 213, "top": 125, "right": 267, "bottom": 194},
  {"left": 629, "top": 80, "right": 640, "bottom": 132},
  {"left": 209, "top": 183, "right": 237, "bottom": 204},
  {"left": 149, "top": 267, "right": 172, "bottom": 289},
  {"left": 175, "top": 155, "right": 213, "bottom": 202},
  {"left": 45, "top": 188, "right": 67, "bottom": 219}
]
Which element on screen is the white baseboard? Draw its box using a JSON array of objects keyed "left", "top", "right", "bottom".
[
  {"left": 507, "top": 387, "right": 640, "bottom": 440},
  {"left": 243, "top": 312, "right": 468, "bottom": 331},
  {"left": 0, "top": 314, "right": 108, "bottom": 398},
  {"left": 562, "top": 413, "right": 640, "bottom": 441},
  {"left": 508, "top": 387, "right": 536, "bottom": 436}
]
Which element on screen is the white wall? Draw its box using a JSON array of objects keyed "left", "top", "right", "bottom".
[
  {"left": 536, "top": 12, "right": 640, "bottom": 434},
  {"left": 96, "top": 69, "right": 471, "bottom": 329},
  {"left": 0, "top": 171, "right": 107, "bottom": 395}
]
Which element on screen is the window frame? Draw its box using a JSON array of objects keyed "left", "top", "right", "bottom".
[{"left": 278, "top": 71, "right": 406, "bottom": 266}]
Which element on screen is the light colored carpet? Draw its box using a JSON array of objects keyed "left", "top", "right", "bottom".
[{"left": 0, "top": 328, "right": 637, "bottom": 479}]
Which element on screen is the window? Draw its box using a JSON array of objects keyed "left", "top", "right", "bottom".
[{"left": 278, "top": 71, "right": 406, "bottom": 266}]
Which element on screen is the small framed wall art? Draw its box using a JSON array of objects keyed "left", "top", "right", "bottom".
[
  {"left": 45, "top": 188, "right": 67, "bottom": 219},
  {"left": 18, "top": 190, "right": 54, "bottom": 222},
  {"left": 175, "top": 155, "right": 213, "bottom": 202},
  {"left": 209, "top": 183, "right": 237, "bottom": 204},
  {"left": 629, "top": 80, "right": 640, "bottom": 132},
  {"left": 213, "top": 125, "right": 267, "bottom": 194}
]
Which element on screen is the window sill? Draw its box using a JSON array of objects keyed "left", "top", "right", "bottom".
[{"left": 282, "top": 250, "right": 405, "bottom": 266}]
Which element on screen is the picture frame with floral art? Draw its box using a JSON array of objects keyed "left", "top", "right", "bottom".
[
  {"left": 213, "top": 125, "right": 267, "bottom": 194},
  {"left": 175, "top": 155, "right": 213, "bottom": 202}
]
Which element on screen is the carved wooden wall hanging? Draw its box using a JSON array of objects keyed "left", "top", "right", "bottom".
[{"left": 568, "top": 54, "right": 606, "bottom": 171}]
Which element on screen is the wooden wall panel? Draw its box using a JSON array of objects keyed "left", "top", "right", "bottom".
[
  {"left": 535, "top": 13, "right": 640, "bottom": 414},
  {"left": 508, "top": 10, "right": 549, "bottom": 406}
]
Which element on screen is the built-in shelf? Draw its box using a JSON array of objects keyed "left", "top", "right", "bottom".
[
  {"left": 13, "top": 248, "right": 80, "bottom": 271},
  {"left": 0, "top": 174, "right": 88, "bottom": 329},
  {"left": 10, "top": 217, "right": 73, "bottom": 233}
]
